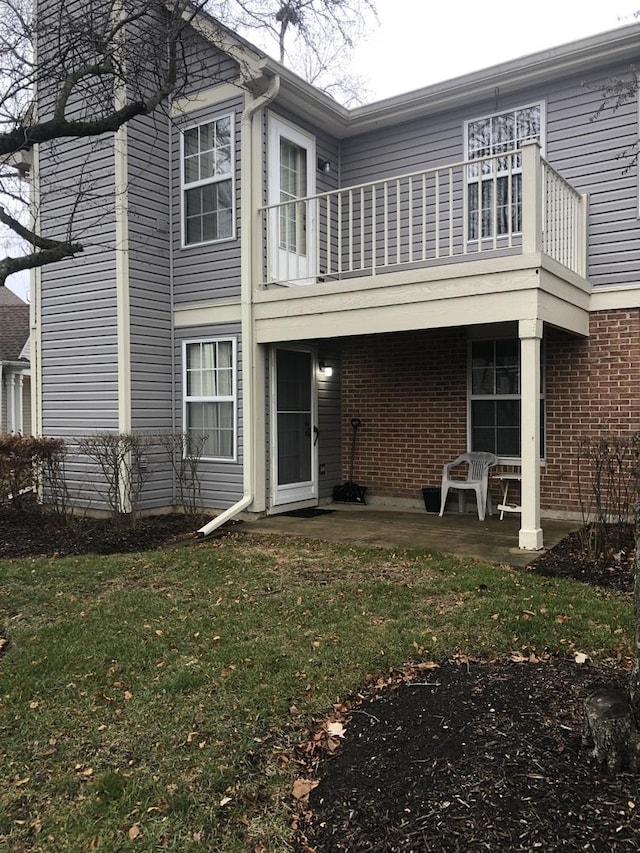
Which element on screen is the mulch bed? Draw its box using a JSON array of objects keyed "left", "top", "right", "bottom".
[
  {"left": 293, "top": 525, "right": 638, "bottom": 851},
  {"left": 527, "top": 522, "right": 635, "bottom": 593},
  {"left": 0, "top": 498, "right": 209, "bottom": 558},
  {"left": 297, "top": 657, "right": 639, "bottom": 852},
  {"left": 1, "top": 501, "right": 638, "bottom": 851}
]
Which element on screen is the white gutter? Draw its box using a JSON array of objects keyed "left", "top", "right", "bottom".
[{"left": 198, "top": 74, "right": 281, "bottom": 538}]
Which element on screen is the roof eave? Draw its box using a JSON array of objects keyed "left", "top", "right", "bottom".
[{"left": 268, "top": 21, "right": 640, "bottom": 138}]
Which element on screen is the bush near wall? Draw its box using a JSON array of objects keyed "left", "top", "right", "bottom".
[{"left": 0, "top": 434, "right": 66, "bottom": 507}]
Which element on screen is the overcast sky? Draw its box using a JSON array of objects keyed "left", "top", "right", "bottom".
[
  {"left": 6, "top": 1, "right": 638, "bottom": 301},
  {"left": 354, "top": 0, "right": 638, "bottom": 100}
]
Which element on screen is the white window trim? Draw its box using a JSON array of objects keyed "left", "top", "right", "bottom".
[
  {"left": 267, "top": 114, "right": 317, "bottom": 283},
  {"left": 182, "top": 337, "right": 238, "bottom": 462},
  {"left": 180, "top": 112, "right": 236, "bottom": 248},
  {"left": 466, "top": 335, "right": 546, "bottom": 463}
]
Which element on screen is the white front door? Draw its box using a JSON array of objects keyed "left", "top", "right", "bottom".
[
  {"left": 271, "top": 347, "right": 318, "bottom": 506},
  {"left": 268, "top": 116, "right": 316, "bottom": 284}
]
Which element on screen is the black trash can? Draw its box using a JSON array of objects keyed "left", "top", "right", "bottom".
[{"left": 421, "top": 486, "right": 441, "bottom": 514}]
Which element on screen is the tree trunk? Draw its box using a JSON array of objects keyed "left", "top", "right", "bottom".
[
  {"left": 582, "top": 688, "right": 631, "bottom": 772},
  {"left": 630, "top": 503, "right": 640, "bottom": 728}
]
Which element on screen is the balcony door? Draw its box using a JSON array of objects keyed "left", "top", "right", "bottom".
[
  {"left": 271, "top": 347, "right": 318, "bottom": 506},
  {"left": 268, "top": 116, "right": 316, "bottom": 284}
]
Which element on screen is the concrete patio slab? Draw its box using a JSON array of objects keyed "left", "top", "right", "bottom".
[{"left": 235, "top": 505, "right": 580, "bottom": 567}]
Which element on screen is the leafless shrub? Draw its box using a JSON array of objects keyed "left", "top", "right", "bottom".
[
  {"left": 576, "top": 433, "right": 640, "bottom": 558},
  {"left": 77, "top": 431, "right": 155, "bottom": 525},
  {"left": 157, "top": 431, "right": 205, "bottom": 516},
  {"left": 34, "top": 437, "right": 70, "bottom": 516},
  {"left": 0, "top": 434, "right": 66, "bottom": 509}
]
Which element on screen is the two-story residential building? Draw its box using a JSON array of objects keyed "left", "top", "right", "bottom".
[{"left": 32, "top": 8, "right": 640, "bottom": 549}]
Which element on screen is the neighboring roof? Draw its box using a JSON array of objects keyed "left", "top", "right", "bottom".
[
  {"left": 0, "top": 285, "right": 28, "bottom": 307},
  {"left": 0, "top": 287, "right": 29, "bottom": 362},
  {"left": 193, "top": 10, "right": 640, "bottom": 138}
]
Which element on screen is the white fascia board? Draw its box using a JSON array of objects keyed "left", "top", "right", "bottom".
[
  {"left": 589, "top": 284, "right": 640, "bottom": 312},
  {"left": 173, "top": 300, "right": 241, "bottom": 328},
  {"left": 171, "top": 82, "right": 245, "bottom": 116}
]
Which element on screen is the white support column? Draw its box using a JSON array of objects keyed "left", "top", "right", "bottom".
[
  {"left": 519, "top": 318, "right": 543, "bottom": 550},
  {"left": 521, "top": 140, "right": 542, "bottom": 256},
  {"left": 15, "top": 373, "right": 24, "bottom": 434},
  {"left": 7, "top": 372, "right": 16, "bottom": 434}
]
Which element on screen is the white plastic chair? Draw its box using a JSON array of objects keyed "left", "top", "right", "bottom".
[{"left": 439, "top": 452, "right": 498, "bottom": 522}]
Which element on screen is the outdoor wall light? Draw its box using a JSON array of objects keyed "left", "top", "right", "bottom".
[
  {"left": 318, "top": 360, "right": 333, "bottom": 377},
  {"left": 317, "top": 157, "right": 331, "bottom": 173}
]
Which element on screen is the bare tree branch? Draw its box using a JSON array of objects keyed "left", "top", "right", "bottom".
[
  {"left": 0, "top": 0, "right": 377, "bottom": 287},
  {"left": 0, "top": 0, "right": 212, "bottom": 283},
  {"left": 210, "top": 0, "right": 377, "bottom": 98}
]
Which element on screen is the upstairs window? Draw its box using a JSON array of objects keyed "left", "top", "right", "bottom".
[
  {"left": 184, "top": 338, "right": 236, "bottom": 460},
  {"left": 182, "top": 115, "right": 234, "bottom": 245},
  {"left": 466, "top": 104, "right": 542, "bottom": 240}
]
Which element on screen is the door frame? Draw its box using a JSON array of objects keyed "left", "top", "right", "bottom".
[
  {"left": 267, "top": 114, "right": 317, "bottom": 284},
  {"left": 269, "top": 345, "right": 318, "bottom": 508}
]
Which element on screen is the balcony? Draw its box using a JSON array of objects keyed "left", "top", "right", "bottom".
[{"left": 255, "top": 141, "right": 590, "bottom": 344}]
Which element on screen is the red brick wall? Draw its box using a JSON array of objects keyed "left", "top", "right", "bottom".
[
  {"left": 339, "top": 310, "right": 640, "bottom": 513},
  {"left": 340, "top": 328, "right": 468, "bottom": 499},
  {"left": 543, "top": 309, "right": 640, "bottom": 513}
]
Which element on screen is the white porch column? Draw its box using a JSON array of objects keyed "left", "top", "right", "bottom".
[
  {"left": 7, "top": 372, "right": 16, "bottom": 434},
  {"left": 519, "top": 318, "right": 543, "bottom": 550},
  {"left": 15, "top": 373, "right": 24, "bottom": 434}
]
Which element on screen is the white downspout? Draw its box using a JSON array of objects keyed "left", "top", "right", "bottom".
[{"left": 198, "top": 74, "right": 280, "bottom": 537}]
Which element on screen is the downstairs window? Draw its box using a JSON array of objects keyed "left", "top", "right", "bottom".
[
  {"left": 469, "top": 338, "right": 545, "bottom": 458},
  {"left": 183, "top": 338, "right": 236, "bottom": 460}
]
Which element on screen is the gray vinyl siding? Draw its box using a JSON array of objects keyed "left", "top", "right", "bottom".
[
  {"left": 39, "top": 135, "right": 119, "bottom": 442},
  {"left": 340, "top": 64, "right": 640, "bottom": 288},
  {"left": 316, "top": 345, "right": 342, "bottom": 498},
  {"left": 174, "top": 323, "right": 244, "bottom": 510},
  {"left": 175, "top": 25, "right": 241, "bottom": 101},
  {"left": 171, "top": 96, "right": 244, "bottom": 305},
  {"left": 127, "top": 111, "right": 175, "bottom": 509},
  {"left": 37, "top": 131, "right": 119, "bottom": 508},
  {"left": 544, "top": 66, "right": 639, "bottom": 287}
]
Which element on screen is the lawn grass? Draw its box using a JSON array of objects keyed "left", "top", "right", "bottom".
[{"left": 0, "top": 533, "right": 633, "bottom": 851}]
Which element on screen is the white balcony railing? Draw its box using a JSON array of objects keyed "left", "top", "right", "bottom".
[{"left": 261, "top": 141, "right": 586, "bottom": 286}]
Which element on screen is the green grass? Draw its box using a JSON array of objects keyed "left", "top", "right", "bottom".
[{"left": 0, "top": 533, "right": 633, "bottom": 851}]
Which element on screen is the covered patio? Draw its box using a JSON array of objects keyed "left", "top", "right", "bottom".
[{"left": 240, "top": 504, "right": 579, "bottom": 567}]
